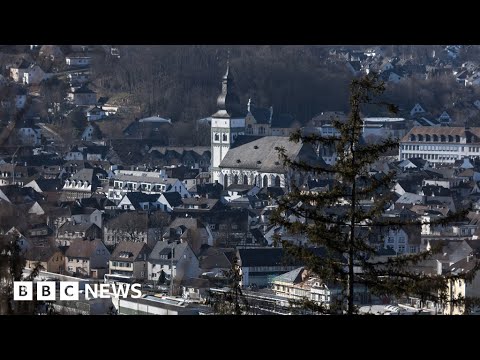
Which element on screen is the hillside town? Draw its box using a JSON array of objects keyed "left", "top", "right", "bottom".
[{"left": 1, "top": 45, "right": 480, "bottom": 315}]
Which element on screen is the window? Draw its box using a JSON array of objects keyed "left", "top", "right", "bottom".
[
  {"left": 222, "top": 133, "right": 228, "bottom": 141},
  {"left": 398, "top": 236, "right": 405, "bottom": 243},
  {"left": 388, "top": 237, "right": 394, "bottom": 243},
  {"left": 214, "top": 133, "right": 219, "bottom": 141},
  {"left": 398, "top": 245, "right": 405, "bottom": 253}
]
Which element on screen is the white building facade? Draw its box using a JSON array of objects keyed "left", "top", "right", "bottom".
[{"left": 399, "top": 126, "right": 480, "bottom": 163}]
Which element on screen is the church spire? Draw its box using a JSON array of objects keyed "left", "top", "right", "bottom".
[{"left": 213, "top": 61, "right": 243, "bottom": 118}]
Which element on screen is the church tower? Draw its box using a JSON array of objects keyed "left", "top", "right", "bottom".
[{"left": 211, "top": 65, "right": 245, "bottom": 184}]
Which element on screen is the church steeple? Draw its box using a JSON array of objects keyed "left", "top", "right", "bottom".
[
  {"left": 213, "top": 63, "right": 243, "bottom": 118},
  {"left": 210, "top": 60, "right": 247, "bottom": 185}
]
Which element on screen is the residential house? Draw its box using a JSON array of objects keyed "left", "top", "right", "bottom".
[
  {"left": 23, "top": 64, "right": 50, "bottom": 85},
  {"left": 438, "top": 111, "right": 452, "bottom": 124},
  {"left": 67, "top": 86, "right": 96, "bottom": 106},
  {"left": 81, "top": 123, "right": 102, "bottom": 141},
  {"left": 148, "top": 241, "right": 200, "bottom": 294},
  {"left": 65, "top": 238, "right": 110, "bottom": 278},
  {"left": 148, "top": 148, "right": 211, "bottom": 171},
  {"left": 163, "top": 217, "right": 213, "bottom": 254},
  {"left": 68, "top": 72, "right": 88, "bottom": 86},
  {"left": 156, "top": 192, "right": 183, "bottom": 212},
  {"left": 66, "top": 56, "right": 91, "bottom": 67},
  {"left": 86, "top": 106, "right": 106, "bottom": 121},
  {"left": 70, "top": 206, "right": 102, "bottom": 229},
  {"left": 62, "top": 167, "right": 107, "bottom": 201},
  {"left": 109, "top": 241, "right": 151, "bottom": 281},
  {"left": 397, "top": 157, "right": 429, "bottom": 170},
  {"left": 244, "top": 99, "right": 297, "bottom": 137},
  {"left": 23, "top": 177, "right": 63, "bottom": 203},
  {"left": 0, "top": 185, "right": 44, "bottom": 204},
  {"left": 187, "top": 181, "right": 223, "bottom": 199},
  {"left": 56, "top": 221, "right": 102, "bottom": 246},
  {"left": 0, "top": 163, "right": 37, "bottom": 186},
  {"left": 383, "top": 226, "right": 421, "bottom": 254},
  {"left": 9, "top": 59, "right": 30, "bottom": 83},
  {"left": 444, "top": 254, "right": 480, "bottom": 315},
  {"left": 5, "top": 227, "right": 29, "bottom": 253},
  {"left": 107, "top": 169, "right": 189, "bottom": 203},
  {"left": 198, "top": 246, "right": 235, "bottom": 277},
  {"left": 117, "top": 192, "right": 160, "bottom": 211},
  {"left": 173, "top": 197, "right": 221, "bottom": 216},
  {"left": 382, "top": 69, "right": 403, "bottom": 83},
  {"left": 410, "top": 103, "right": 426, "bottom": 117},
  {"left": 25, "top": 243, "right": 64, "bottom": 273},
  {"left": 64, "top": 146, "right": 84, "bottom": 161},
  {"left": 221, "top": 184, "right": 260, "bottom": 204},
  {"left": 15, "top": 118, "right": 42, "bottom": 146},
  {"left": 103, "top": 212, "right": 161, "bottom": 247}
]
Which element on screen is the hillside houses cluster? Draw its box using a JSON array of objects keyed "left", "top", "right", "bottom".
[{"left": 3, "top": 46, "right": 480, "bottom": 315}]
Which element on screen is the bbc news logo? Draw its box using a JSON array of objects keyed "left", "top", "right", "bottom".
[{"left": 13, "top": 281, "right": 142, "bottom": 301}]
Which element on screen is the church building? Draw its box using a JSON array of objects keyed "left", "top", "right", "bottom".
[{"left": 210, "top": 66, "right": 324, "bottom": 189}]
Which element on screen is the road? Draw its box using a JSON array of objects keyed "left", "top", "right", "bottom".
[{"left": 37, "top": 123, "right": 65, "bottom": 144}]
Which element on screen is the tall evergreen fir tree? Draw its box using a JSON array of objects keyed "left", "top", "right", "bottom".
[
  {"left": 271, "top": 73, "right": 480, "bottom": 315},
  {"left": 0, "top": 234, "right": 42, "bottom": 314}
]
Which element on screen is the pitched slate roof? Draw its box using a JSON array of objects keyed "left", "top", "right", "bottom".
[
  {"left": 148, "top": 241, "right": 191, "bottom": 265},
  {"left": 402, "top": 126, "right": 480, "bottom": 142},
  {"left": 110, "top": 241, "right": 149, "bottom": 262},
  {"left": 238, "top": 247, "right": 328, "bottom": 267},
  {"left": 220, "top": 136, "right": 322, "bottom": 173},
  {"left": 421, "top": 185, "right": 451, "bottom": 197},
  {"left": 249, "top": 105, "right": 271, "bottom": 124},
  {"left": 122, "top": 192, "right": 159, "bottom": 209},
  {"left": 199, "top": 247, "right": 235, "bottom": 270},
  {"left": 70, "top": 168, "right": 94, "bottom": 182},
  {"left": 65, "top": 239, "right": 105, "bottom": 259},
  {"left": 31, "top": 178, "right": 63, "bottom": 192},
  {"left": 58, "top": 221, "right": 98, "bottom": 233},
  {"left": 161, "top": 192, "right": 183, "bottom": 207},
  {"left": 273, "top": 267, "right": 305, "bottom": 284},
  {"left": 25, "top": 244, "right": 60, "bottom": 262}
]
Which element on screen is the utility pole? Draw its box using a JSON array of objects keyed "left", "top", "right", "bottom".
[
  {"left": 11, "top": 146, "right": 20, "bottom": 185},
  {"left": 170, "top": 242, "right": 174, "bottom": 296}
]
